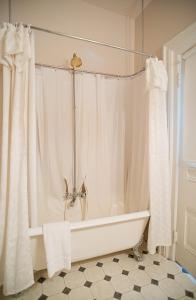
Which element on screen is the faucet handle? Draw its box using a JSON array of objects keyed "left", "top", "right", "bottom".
[
  {"left": 64, "top": 178, "right": 69, "bottom": 195},
  {"left": 80, "top": 182, "right": 87, "bottom": 198}
]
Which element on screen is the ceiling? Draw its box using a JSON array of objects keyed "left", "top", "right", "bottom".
[{"left": 83, "top": 0, "right": 152, "bottom": 19}]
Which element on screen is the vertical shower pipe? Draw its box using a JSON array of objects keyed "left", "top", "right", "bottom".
[
  {"left": 72, "top": 68, "right": 77, "bottom": 202},
  {"left": 141, "top": 0, "right": 145, "bottom": 67},
  {"left": 8, "top": 0, "right": 11, "bottom": 23}
]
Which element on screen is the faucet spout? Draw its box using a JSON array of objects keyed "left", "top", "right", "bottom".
[
  {"left": 64, "top": 178, "right": 69, "bottom": 197},
  {"left": 63, "top": 178, "right": 87, "bottom": 208}
]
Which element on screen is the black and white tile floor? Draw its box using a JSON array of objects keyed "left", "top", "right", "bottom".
[{"left": 1, "top": 251, "right": 196, "bottom": 300}]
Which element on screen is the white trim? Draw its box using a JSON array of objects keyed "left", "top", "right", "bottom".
[
  {"left": 163, "top": 21, "right": 196, "bottom": 261},
  {"left": 183, "top": 161, "right": 196, "bottom": 183},
  {"left": 183, "top": 160, "right": 196, "bottom": 169},
  {"left": 172, "top": 57, "right": 184, "bottom": 260},
  {"left": 165, "top": 22, "right": 196, "bottom": 54},
  {"left": 183, "top": 44, "right": 196, "bottom": 60},
  {"left": 184, "top": 207, "right": 196, "bottom": 256}
]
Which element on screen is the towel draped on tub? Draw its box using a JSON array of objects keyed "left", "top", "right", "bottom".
[{"left": 43, "top": 221, "right": 71, "bottom": 277}]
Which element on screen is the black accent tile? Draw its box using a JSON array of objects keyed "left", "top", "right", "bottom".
[
  {"left": 151, "top": 279, "right": 159, "bottom": 286},
  {"left": 38, "top": 295, "right": 48, "bottom": 300},
  {"left": 104, "top": 275, "right": 111, "bottom": 281},
  {"left": 128, "top": 253, "right": 134, "bottom": 258},
  {"left": 78, "top": 266, "right": 86, "bottom": 272},
  {"left": 153, "top": 261, "right": 160, "bottom": 266},
  {"left": 62, "top": 287, "right": 71, "bottom": 295},
  {"left": 133, "top": 285, "right": 141, "bottom": 292},
  {"left": 138, "top": 265, "right": 145, "bottom": 270},
  {"left": 59, "top": 271, "right": 66, "bottom": 278},
  {"left": 37, "top": 277, "right": 46, "bottom": 283},
  {"left": 185, "top": 290, "right": 194, "bottom": 298},
  {"left": 122, "top": 270, "right": 129, "bottom": 276},
  {"left": 96, "top": 262, "right": 103, "bottom": 267},
  {"left": 113, "top": 258, "right": 119, "bottom": 263},
  {"left": 84, "top": 281, "right": 92, "bottom": 288},
  {"left": 167, "top": 273, "right": 175, "bottom": 279},
  {"left": 114, "top": 291, "right": 122, "bottom": 299}
]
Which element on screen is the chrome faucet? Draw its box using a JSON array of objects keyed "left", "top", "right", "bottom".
[{"left": 63, "top": 178, "right": 87, "bottom": 208}]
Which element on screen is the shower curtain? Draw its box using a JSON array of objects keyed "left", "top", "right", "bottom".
[
  {"left": 0, "top": 24, "right": 35, "bottom": 295},
  {"left": 35, "top": 68, "right": 127, "bottom": 224},
  {"left": 75, "top": 74, "right": 126, "bottom": 218},
  {"left": 35, "top": 67, "right": 73, "bottom": 224},
  {"left": 125, "top": 73, "right": 149, "bottom": 213},
  {"left": 146, "top": 58, "right": 172, "bottom": 254},
  {"left": 32, "top": 68, "right": 151, "bottom": 271}
]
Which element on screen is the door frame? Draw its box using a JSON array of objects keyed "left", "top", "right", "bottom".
[
  {"left": 163, "top": 21, "right": 196, "bottom": 261},
  {"left": 176, "top": 46, "right": 196, "bottom": 275}
]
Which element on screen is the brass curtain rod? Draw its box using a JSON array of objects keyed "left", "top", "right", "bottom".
[
  {"left": 35, "top": 63, "right": 145, "bottom": 78},
  {"left": 25, "top": 24, "right": 155, "bottom": 58}
]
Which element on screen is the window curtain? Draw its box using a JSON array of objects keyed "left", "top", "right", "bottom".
[
  {"left": 0, "top": 23, "right": 35, "bottom": 295},
  {"left": 146, "top": 58, "right": 172, "bottom": 254}
]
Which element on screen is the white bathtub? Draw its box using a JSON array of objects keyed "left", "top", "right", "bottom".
[{"left": 29, "top": 210, "right": 150, "bottom": 270}]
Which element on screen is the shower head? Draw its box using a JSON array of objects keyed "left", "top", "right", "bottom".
[{"left": 70, "top": 53, "right": 82, "bottom": 69}]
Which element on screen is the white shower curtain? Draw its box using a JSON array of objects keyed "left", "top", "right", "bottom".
[
  {"left": 35, "top": 69, "right": 126, "bottom": 223},
  {"left": 75, "top": 74, "right": 125, "bottom": 218},
  {"left": 125, "top": 73, "right": 149, "bottom": 213},
  {"left": 146, "top": 58, "right": 172, "bottom": 254},
  {"left": 0, "top": 24, "right": 35, "bottom": 295},
  {"left": 35, "top": 68, "right": 151, "bottom": 225},
  {"left": 36, "top": 67, "right": 73, "bottom": 224}
]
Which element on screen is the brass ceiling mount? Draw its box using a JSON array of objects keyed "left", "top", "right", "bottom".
[{"left": 70, "top": 53, "right": 82, "bottom": 69}]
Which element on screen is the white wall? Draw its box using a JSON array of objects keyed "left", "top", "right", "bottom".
[
  {"left": 0, "top": 0, "right": 135, "bottom": 75},
  {"left": 135, "top": 0, "right": 196, "bottom": 70}
]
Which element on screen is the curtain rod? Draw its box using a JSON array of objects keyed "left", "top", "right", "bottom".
[
  {"left": 27, "top": 25, "right": 154, "bottom": 58},
  {"left": 35, "top": 63, "right": 145, "bottom": 78}
]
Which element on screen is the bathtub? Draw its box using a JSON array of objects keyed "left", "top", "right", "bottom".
[{"left": 29, "top": 210, "right": 150, "bottom": 270}]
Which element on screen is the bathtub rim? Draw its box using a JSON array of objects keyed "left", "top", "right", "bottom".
[{"left": 29, "top": 210, "right": 150, "bottom": 237}]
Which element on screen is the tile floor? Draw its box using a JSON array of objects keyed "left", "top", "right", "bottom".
[{"left": 1, "top": 250, "right": 196, "bottom": 300}]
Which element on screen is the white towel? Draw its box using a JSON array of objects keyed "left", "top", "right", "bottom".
[{"left": 43, "top": 222, "right": 71, "bottom": 278}]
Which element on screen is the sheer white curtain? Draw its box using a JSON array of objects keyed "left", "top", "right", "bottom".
[
  {"left": 0, "top": 23, "right": 35, "bottom": 295},
  {"left": 125, "top": 73, "right": 149, "bottom": 213},
  {"left": 75, "top": 74, "right": 125, "bottom": 218},
  {"left": 35, "top": 70, "right": 126, "bottom": 223},
  {"left": 35, "top": 67, "right": 73, "bottom": 224},
  {"left": 146, "top": 58, "right": 172, "bottom": 254}
]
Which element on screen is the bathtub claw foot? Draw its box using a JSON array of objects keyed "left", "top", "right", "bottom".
[{"left": 132, "top": 234, "right": 144, "bottom": 261}]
